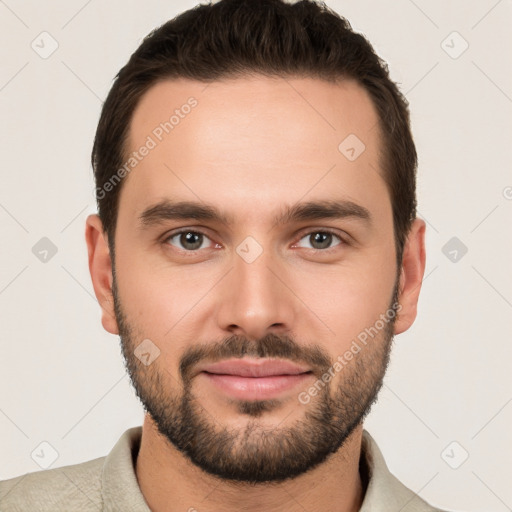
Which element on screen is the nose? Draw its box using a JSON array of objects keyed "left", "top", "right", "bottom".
[{"left": 216, "top": 246, "right": 298, "bottom": 341}]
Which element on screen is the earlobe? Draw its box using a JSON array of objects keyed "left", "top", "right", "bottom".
[
  {"left": 394, "top": 218, "right": 426, "bottom": 335},
  {"left": 85, "top": 214, "right": 119, "bottom": 335}
]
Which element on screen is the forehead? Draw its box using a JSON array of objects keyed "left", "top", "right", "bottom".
[{"left": 119, "top": 75, "right": 387, "bottom": 226}]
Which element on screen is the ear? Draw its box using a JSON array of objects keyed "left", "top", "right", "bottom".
[
  {"left": 85, "top": 214, "right": 119, "bottom": 335},
  {"left": 394, "top": 218, "right": 426, "bottom": 335}
]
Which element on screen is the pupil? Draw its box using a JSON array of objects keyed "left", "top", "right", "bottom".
[
  {"left": 312, "top": 232, "right": 331, "bottom": 249},
  {"left": 182, "top": 232, "right": 202, "bottom": 250}
]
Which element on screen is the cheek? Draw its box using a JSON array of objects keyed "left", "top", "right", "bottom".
[
  {"left": 114, "top": 247, "right": 222, "bottom": 350},
  {"left": 114, "top": 247, "right": 173, "bottom": 330},
  {"left": 289, "top": 259, "right": 396, "bottom": 351},
  {"left": 335, "top": 284, "right": 393, "bottom": 346}
]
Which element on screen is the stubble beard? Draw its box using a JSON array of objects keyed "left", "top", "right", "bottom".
[{"left": 112, "top": 273, "right": 399, "bottom": 483}]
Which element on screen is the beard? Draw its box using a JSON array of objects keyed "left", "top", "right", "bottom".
[{"left": 112, "top": 272, "right": 399, "bottom": 484}]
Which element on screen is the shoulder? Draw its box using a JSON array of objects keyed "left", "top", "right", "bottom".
[{"left": 0, "top": 456, "right": 105, "bottom": 512}]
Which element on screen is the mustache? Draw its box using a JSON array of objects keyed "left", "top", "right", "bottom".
[{"left": 179, "top": 333, "right": 332, "bottom": 384}]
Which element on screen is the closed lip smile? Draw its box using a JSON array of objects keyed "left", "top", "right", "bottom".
[
  {"left": 197, "top": 358, "right": 311, "bottom": 377},
  {"left": 195, "top": 358, "right": 313, "bottom": 400}
]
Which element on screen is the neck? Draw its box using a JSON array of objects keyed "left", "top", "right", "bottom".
[{"left": 135, "top": 414, "right": 366, "bottom": 512}]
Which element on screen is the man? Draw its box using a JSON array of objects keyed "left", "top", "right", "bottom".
[{"left": 0, "top": 0, "right": 451, "bottom": 510}]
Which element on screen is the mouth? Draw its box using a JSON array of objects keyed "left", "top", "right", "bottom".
[{"left": 196, "top": 358, "right": 314, "bottom": 400}]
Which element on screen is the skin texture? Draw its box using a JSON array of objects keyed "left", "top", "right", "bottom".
[{"left": 85, "top": 76, "right": 426, "bottom": 512}]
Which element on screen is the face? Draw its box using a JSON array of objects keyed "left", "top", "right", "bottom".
[{"left": 87, "top": 76, "right": 424, "bottom": 483}]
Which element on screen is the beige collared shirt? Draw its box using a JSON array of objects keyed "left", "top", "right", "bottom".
[{"left": 0, "top": 427, "right": 449, "bottom": 511}]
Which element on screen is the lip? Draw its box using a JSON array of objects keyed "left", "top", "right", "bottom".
[
  {"left": 196, "top": 358, "right": 313, "bottom": 401},
  {"left": 198, "top": 358, "right": 310, "bottom": 377}
]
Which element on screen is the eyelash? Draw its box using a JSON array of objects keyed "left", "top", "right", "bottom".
[{"left": 162, "top": 228, "right": 347, "bottom": 254}]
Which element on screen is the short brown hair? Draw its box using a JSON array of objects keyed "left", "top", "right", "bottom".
[{"left": 92, "top": 0, "right": 417, "bottom": 266}]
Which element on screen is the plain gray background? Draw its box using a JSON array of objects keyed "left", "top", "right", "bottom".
[{"left": 1, "top": 1, "right": 511, "bottom": 510}]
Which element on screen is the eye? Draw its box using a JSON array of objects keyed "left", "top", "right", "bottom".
[
  {"left": 164, "top": 230, "right": 214, "bottom": 251},
  {"left": 295, "top": 230, "right": 344, "bottom": 251}
]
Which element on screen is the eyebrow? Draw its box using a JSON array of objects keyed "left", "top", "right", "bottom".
[{"left": 138, "top": 198, "right": 372, "bottom": 230}]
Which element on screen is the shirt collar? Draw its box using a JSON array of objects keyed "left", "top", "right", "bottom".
[
  {"left": 359, "top": 430, "right": 435, "bottom": 510},
  {"left": 101, "top": 426, "right": 151, "bottom": 511}
]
